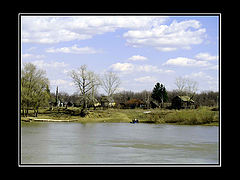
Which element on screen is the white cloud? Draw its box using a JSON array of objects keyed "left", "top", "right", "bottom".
[
  {"left": 22, "top": 53, "right": 45, "bottom": 59},
  {"left": 63, "top": 69, "right": 69, "bottom": 74},
  {"left": 155, "top": 47, "right": 177, "bottom": 52},
  {"left": 203, "top": 64, "right": 219, "bottom": 70},
  {"left": 128, "top": 55, "right": 148, "bottom": 61},
  {"left": 50, "top": 79, "right": 69, "bottom": 86},
  {"left": 109, "top": 62, "right": 174, "bottom": 74},
  {"left": 134, "top": 76, "right": 157, "bottom": 83},
  {"left": 195, "top": 52, "right": 218, "bottom": 61},
  {"left": 26, "top": 47, "right": 37, "bottom": 51},
  {"left": 22, "top": 16, "right": 168, "bottom": 44},
  {"left": 186, "top": 71, "right": 214, "bottom": 81},
  {"left": 22, "top": 17, "right": 92, "bottom": 43},
  {"left": 163, "top": 57, "right": 211, "bottom": 67},
  {"left": 163, "top": 52, "right": 219, "bottom": 70},
  {"left": 31, "top": 60, "right": 68, "bottom": 69},
  {"left": 46, "top": 45, "right": 99, "bottom": 54},
  {"left": 138, "top": 64, "right": 162, "bottom": 73},
  {"left": 110, "top": 63, "right": 135, "bottom": 72},
  {"left": 123, "top": 19, "right": 206, "bottom": 51}
]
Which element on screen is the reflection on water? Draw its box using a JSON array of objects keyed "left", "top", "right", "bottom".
[{"left": 21, "top": 122, "right": 219, "bottom": 164}]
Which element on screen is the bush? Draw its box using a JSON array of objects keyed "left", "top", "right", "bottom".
[{"left": 164, "top": 108, "right": 218, "bottom": 125}]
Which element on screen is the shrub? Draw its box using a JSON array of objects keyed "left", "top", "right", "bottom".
[{"left": 164, "top": 108, "right": 218, "bottom": 125}]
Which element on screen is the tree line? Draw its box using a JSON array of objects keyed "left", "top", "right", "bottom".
[
  {"left": 51, "top": 87, "right": 219, "bottom": 109},
  {"left": 113, "top": 88, "right": 218, "bottom": 108},
  {"left": 21, "top": 62, "right": 219, "bottom": 117}
]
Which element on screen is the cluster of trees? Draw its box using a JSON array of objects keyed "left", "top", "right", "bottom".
[
  {"left": 21, "top": 62, "right": 219, "bottom": 117},
  {"left": 51, "top": 88, "right": 219, "bottom": 109},
  {"left": 112, "top": 83, "right": 168, "bottom": 109},
  {"left": 113, "top": 90, "right": 218, "bottom": 108},
  {"left": 21, "top": 63, "right": 121, "bottom": 117},
  {"left": 193, "top": 91, "right": 219, "bottom": 107},
  {"left": 69, "top": 65, "right": 120, "bottom": 116},
  {"left": 21, "top": 63, "right": 50, "bottom": 117}
]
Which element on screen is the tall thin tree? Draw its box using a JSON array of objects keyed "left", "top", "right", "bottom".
[{"left": 70, "top": 65, "right": 99, "bottom": 116}]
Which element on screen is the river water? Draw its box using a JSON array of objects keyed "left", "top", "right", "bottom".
[{"left": 21, "top": 122, "right": 219, "bottom": 165}]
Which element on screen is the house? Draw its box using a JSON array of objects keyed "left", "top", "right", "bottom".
[
  {"left": 171, "top": 96, "right": 194, "bottom": 109},
  {"left": 100, "top": 96, "right": 116, "bottom": 108}
]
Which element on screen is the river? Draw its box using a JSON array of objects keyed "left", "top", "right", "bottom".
[{"left": 21, "top": 122, "right": 219, "bottom": 165}]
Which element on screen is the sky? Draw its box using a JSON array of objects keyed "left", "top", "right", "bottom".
[{"left": 21, "top": 15, "right": 219, "bottom": 95}]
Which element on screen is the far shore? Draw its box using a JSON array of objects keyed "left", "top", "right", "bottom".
[{"left": 21, "top": 106, "right": 219, "bottom": 126}]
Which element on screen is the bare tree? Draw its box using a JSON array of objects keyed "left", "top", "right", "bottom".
[
  {"left": 174, "top": 77, "right": 187, "bottom": 92},
  {"left": 70, "top": 65, "right": 99, "bottom": 116},
  {"left": 185, "top": 78, "right": 198, "bottom": 99},
  {"left": 101, "top": 71, "right": 121, "bottom": 98},
  {"left": 142, "top": 90, "right": 151, "bottom": 109},
  {"left": 174, "top": 77, "right": 198, "bottom": 99}
]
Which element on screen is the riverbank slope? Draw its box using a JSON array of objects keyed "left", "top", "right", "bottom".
[{"left": 21, "top": 106, "right": 219, "bottom": 126}]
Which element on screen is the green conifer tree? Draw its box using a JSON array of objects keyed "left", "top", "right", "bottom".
[{"left": 151, "top": 82, "right": 168, "bottom": 106}]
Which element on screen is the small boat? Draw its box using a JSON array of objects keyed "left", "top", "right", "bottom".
[{"left": 130, "top": 119, "right": 139, "bottom": 123}]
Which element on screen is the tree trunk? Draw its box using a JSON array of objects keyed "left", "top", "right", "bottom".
[
  {"left": 21, "top": 106, "right": 25, "bottom": 117},
  {"left": 34, "top": 106, "right": 39, "bottom": 117},
  {"left": 26, "top": 108, "right": 28, "bottom": 117},
  {"left": 80, "top": 108, "right": 87, "bottom": 117},
  {"left": 35, "top": 109, "right": 38, "bottom": 117}
]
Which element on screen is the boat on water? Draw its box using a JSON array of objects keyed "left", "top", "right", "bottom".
[{"left": 130, "top": 119, "right": 139, "bottom": 123}]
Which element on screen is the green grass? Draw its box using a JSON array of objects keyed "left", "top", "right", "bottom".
[
  {"left": 21, "top": 106, "right": 219, "bottom": 126},
  {"left": 164, "top": 107, "right": 219, "bottom": 125}
]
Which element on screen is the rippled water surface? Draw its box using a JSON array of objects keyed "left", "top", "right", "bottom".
[{"left": 21, "top": 122, "right": 219, "bottom": 164}]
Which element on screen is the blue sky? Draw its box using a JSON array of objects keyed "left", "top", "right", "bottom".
[{"left": 21, "top": 15, "right": 219, "bottom": 95}]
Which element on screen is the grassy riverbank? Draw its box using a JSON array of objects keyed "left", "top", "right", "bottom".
[
  {"left": 119, "top": 106, "right": 219, "bottom": 126},
  {"left": 21, "top": 106, "right": 219, "bottom": 126}
]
